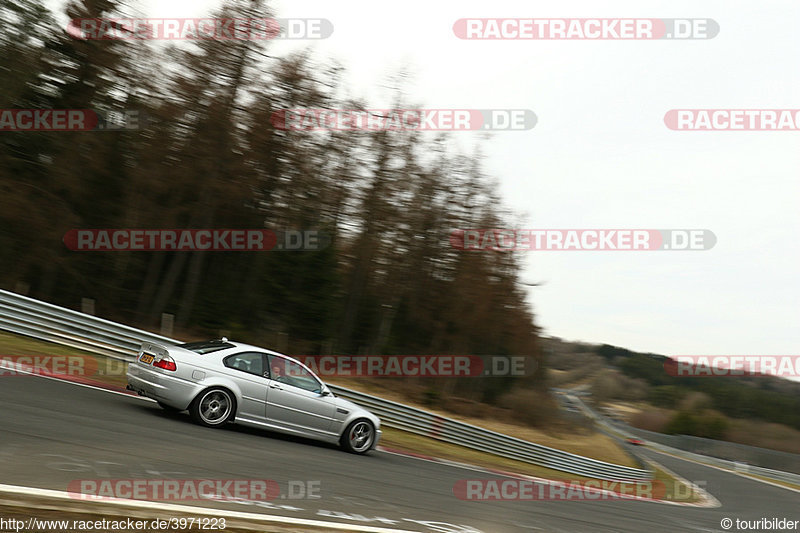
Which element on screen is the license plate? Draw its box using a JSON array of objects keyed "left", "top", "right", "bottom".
[{"left": 139, "top": 353, "right": 154, "bottom": 364}]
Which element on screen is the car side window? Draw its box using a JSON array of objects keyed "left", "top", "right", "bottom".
[
  {"left": 268, "top": 355, "right": 322, "bottom": 393},
  {"left": 224, "top": 352, "right": 265, "bottom": 377}
]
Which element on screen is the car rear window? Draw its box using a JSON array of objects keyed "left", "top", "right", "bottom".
[{"left": 178, "top": 340, "right": 235, "bottom": 354}]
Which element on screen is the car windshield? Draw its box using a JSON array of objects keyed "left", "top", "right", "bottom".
[{"left": 270, "top": 356, "right": 323, "bottom": 393}]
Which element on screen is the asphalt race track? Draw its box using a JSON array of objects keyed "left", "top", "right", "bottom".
[{"left": 1, "top": 376, "right": 798, "bottom": 532}]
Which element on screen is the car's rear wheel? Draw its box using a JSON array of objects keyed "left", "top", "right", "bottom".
[
  {"left": 341, "top": 419, "right": 375, "bottom": 454},
  {"left": 190, "top": 388, "right": 235, "bottom": 427}
]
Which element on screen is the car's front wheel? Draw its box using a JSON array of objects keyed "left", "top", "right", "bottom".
[
  {"left": 190, "top": 388, "right": 236, "bottom": 427},
  {"left": 341, "top": 419, "right": 375, "bottom": 454}
]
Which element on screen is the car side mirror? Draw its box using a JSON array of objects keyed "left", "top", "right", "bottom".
[{"left": 320, "top": 390, "right": 332, "bottom": 397}]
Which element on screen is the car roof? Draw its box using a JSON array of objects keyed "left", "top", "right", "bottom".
[
  {"left": 176, "top": 340, "right": 325, "bottom": 382},
  {"left": 175, "top": 339, "right": 306, "bottom": 366},
  {"left": 222, "top": 342, "right": 323, "bottom": 377}
]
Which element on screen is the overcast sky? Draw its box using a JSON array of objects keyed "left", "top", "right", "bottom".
[{"left": 53, "top": 0, "right": 800, "bottom": 358}]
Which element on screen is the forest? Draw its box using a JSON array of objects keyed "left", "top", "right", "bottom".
[{"left": 0, "top": 0, "right": 544, "bottom": 407}]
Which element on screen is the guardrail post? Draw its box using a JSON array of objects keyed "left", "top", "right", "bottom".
[
  {"left": 277, "top": 331, "right": 288, "bottom": 353},
  {"left": 161, "top": 313, "right": 174, "bottom": 337},
  {"left": 14, "top": 282, "right": 29, "bottom": 295},
  {"left": 81, "top": 298, "right": 95, "bottom": 315}
]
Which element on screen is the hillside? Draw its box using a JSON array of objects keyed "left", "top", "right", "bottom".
[{"left": 542, "top": 336, "right": 800, "bottom": 454}]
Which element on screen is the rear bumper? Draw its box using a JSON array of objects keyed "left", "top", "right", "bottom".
[{"left": 126, "top": 364, "right": 198, "bottom": 410}]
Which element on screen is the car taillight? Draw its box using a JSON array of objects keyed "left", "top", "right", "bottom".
[{"left": 153, "top": 356, "right": 177, "bottom": 371}]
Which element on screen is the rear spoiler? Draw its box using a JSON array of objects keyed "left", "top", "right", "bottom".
[{"left": 139, "top": 341, "right": 170, "bottom": 360}]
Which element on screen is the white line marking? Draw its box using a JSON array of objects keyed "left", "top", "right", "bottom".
[
  {"left": 0, "top": 360, "right": 152, "bottom": 401},
  {"left": 0, "top": 483, "right": 421, "bottom": 533},
  {"left": 649, "top": 447, "right": 800, "bottom": 495}
]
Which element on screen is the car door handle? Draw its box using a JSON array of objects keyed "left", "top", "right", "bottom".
[{"left": 269, "top": 383, "right": 282, "bottom": 390}]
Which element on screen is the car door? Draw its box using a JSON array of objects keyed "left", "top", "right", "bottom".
[
  {"left": 265, "top": 355, "right": 336, "bottom": 436},
  {"left": 221, "top": 352, "right": 269, "bottom": 420}
]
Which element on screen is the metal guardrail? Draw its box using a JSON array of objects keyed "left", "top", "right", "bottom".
[
  {"left": 0, "top": 289, "right": 653, "bottom": 481},
  {"left": 569, "top": 394, "right": 800, "bottom": 487},
  {"left": 616, "top": 426, "right": 800, "bottom": 475},
  {"left": 645, "top": 441, "right": 800, "bottom": 486},
  {"left": 327, "top": 385, "right": 651, "bottom": 480},
  {"left": 0, "top": 290, "right": 176, "bottom": 361}
]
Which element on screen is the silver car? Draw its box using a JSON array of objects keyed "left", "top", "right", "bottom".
[{"left": 126, "top": 338, "right": 381, "bottom": 454}]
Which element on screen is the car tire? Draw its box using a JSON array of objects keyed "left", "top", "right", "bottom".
[
  {"left": 190, "top": 388, "right": 236, "bottom": 428},
  {"left": 157, "top": 401, "right": 181, "bottom": 413},
  {"left": 340, "top": 419, "right": 375, "bottom": 454}
]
